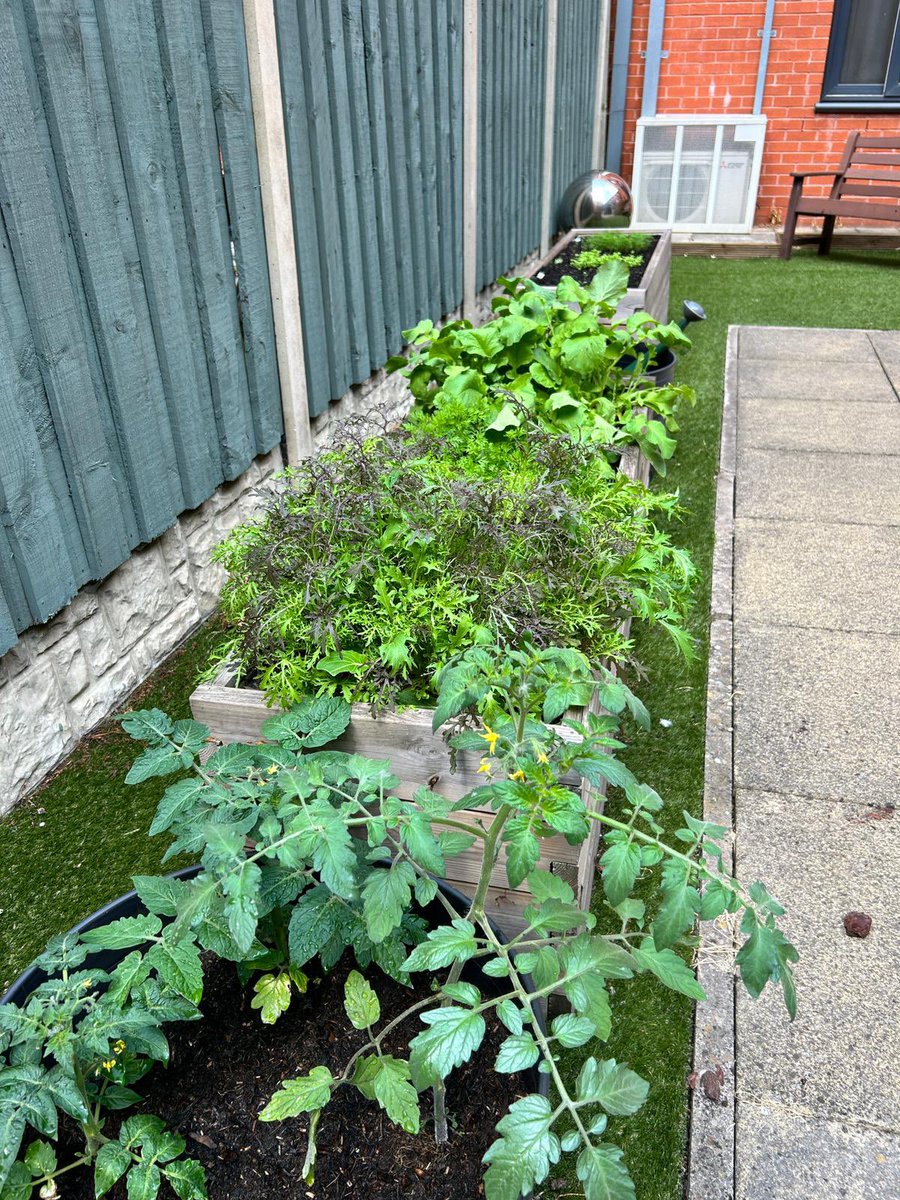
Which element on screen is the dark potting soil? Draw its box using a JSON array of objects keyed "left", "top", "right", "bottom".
[
  {"left": 54, "top": 954, "right": 533, "bottom": 1200},
  {"left": 535, "top": 233, "right": 659, "bottom": 291}
]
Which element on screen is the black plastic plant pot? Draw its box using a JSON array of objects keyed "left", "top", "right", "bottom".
[
  {"left": 0, "top": 865, "right": 203, "bottom": 1007},
  {"left": 0, "top": 867, "right": 549, "bottom": 1102},
  {"left": 619, "top": 346, "right": 677, "bottom": 386}
]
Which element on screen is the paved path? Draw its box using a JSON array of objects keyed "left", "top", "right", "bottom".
[{"left": 690, "top": 327, "right": 900, "bottom": 1200}]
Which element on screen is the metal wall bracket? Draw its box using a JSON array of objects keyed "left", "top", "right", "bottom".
[
  {"left": 757, "top": 28, "right": 777, "bottom": 36},
  {"left": 640, "top": 49, "right": 669, "bottom": 58}
]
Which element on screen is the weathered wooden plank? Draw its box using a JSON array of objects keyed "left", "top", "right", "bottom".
[
  {"left": 273, "top": 0, "right": 331, "bottom": 417},
  {"left": 0, "top": 558, "right": 18, "bottom": 654},
  {"left": 154, "top": 0, "right": 260, "bottom": 481},
  {"left": 335, "top": 0, "right": 386, "bottom": 376},
  {"left": 0, "top": 4, "right": 135, "bottom": 578},
  {"left": 201, "top": 0, "right": 286, "bottom": 456},
  {"left": 321, "top": 0, "right": 372, "bottom": 384},
  {"left": 395, "top": 3, "right": 430, "bottom": 321},
  {"left": 26, "top": 0, "right": 186, "bottom": 539},
  {"left": 413, "top": 0, "right": 441, "bottom": 320},
  {"left": 95, "top": 0, "right": 251, "bottom": 491},
  {"left": 293, "top": 0, "right": 352, "bottom": 407},
  {"left": 0, "top": 283, "right": 89, "bottom": 624},
  {"left": 357, "top": 0, "right": 401, "bottom": 357},
  {"left": 0, "top": 203, "right": 90, "bottom": 626}
]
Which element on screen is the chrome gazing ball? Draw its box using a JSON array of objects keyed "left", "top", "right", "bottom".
[{"left": 558, "top": 170, "right": 633, "bottom": 230}]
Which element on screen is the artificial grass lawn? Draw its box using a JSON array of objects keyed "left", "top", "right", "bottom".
[{"left": 1, "top": 248, "right": 899, "bottom": 1184}]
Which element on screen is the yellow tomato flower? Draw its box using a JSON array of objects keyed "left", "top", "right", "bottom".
[
  {"left": 102, "top": 1059, "right": 116, "bottom": 1071},
  {"left": 536, "top": 750, "right": 549, "bottom": 765},
  {"left": 510, "top": 770, "right": 526, "bottom": 782},
  {"left": 113, "top": 1040, "right": 126, "bottom": 1055},
  {"left": 477, "top": 758, "right": 493, "bottom": 776},
  {"left": 267, "top": 765, "right": 279, "bottom": 775},
  {"left": 478, "top": 723, "right": 500, "bottom": 755}
]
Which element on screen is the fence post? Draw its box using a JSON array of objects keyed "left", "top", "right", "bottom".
[
  {"left": 242, "top": 0, "right": 312, "bottom": 461},
  {"left": 462, "top": 0, "right": 478, "bottom": 321},
  {"left": 539, "top": 0, "right": 559, "bottom": 256}
]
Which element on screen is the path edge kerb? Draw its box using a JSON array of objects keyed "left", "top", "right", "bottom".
[{"left": 685, "top": 324, "right": 739, "bottom": 1200}]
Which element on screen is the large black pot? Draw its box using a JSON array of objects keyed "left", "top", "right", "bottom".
[
  {"left": 619, "top": 345, "right": 677, "bottom": 386},
  {"left": 1, "top": 867, "right": 548, "bottom": 1092}
]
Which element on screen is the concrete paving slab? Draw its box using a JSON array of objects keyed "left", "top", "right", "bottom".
[
  {"left": 869, "top": 331, "right": 900, "bottom": 366},
  {"left": 736, "top": 789, "right": 900, "bottom": 1129},
  {"left": 739, "top": 327, "right": 877, "bottom": 361},
  {"left": 734, "top": 518, "right": 900, "bottom": 633},
  {"left": 738, "top": 358, "right": 896, "bottom": 404},
  {"left": 736, "top": 449, "right": 900, "bottom": 526},
  {"left": 737, "top": 1104, "right": 900, "bottom": 1200},
  {"left": 733, "top": 623, "right": 900, "bottom": 805},
  {"left": 738, "top": 399, "right": 900, "bottom": 456}
]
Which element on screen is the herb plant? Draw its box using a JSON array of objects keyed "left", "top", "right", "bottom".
[
  {"left": 391, "top": 259, "right": 694, "bottom": 471},
  {"left": 0, "top": 921, "right": 207, "bottom": 1200},
  {"left": 569, "top": 249, "right": 643, "bottom": 272},
  {"left": 112, "top": 644, "right": 796, "bottom": 1200},
  {"left": 208, "top": 419, "right": 695, "bottom": 708},
  {"left": 579, "top": 231, "right": 653, "bottom": 255}
]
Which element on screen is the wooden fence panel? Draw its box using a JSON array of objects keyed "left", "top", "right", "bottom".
[
  {"left": 275, "top": 0, "right": 466, "bottom": 418},
  {"left": 0, "top": 0, "right": 281, "bottom": 656},
  {"left": 552, "top": 0, "right": 603, "bottom": 216},
  {"left": 477, "top": 0, "right": 547, "bottom": 289}
]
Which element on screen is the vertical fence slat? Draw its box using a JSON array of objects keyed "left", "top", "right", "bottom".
[
  {"left": 273, "top": 0, "right": 330, "bottom": 417},
  {"left": 358, "top": 0, "right": 401, "bottom": 352},
  {"left": 94, "top": 0, "right": 249, "bottom": 487},
  {"left": 0, "top": 4, "right": 136, "bottom": 579},
  {"left": 0, "top": 258, "right": 89, "bottom": 624},
  {"left": 202, "top": 0, "right": 285, "bottom": 455},
  {"left": 321, "top": 0, "right": 372, "bottom": 383},
  {"left": 155, "top": 0, "right": 260, "bottom": 479},
  {"left": 26, "top": 0, "right": 187, "bottom": 538}
]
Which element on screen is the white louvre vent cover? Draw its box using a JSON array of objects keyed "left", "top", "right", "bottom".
[{"left": 631, "top": 116, "right": 767, "bottom": 233}]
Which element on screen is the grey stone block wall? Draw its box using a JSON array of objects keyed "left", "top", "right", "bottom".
[{"left": 0, "top": 448, "right": 283, "bottom": 814}]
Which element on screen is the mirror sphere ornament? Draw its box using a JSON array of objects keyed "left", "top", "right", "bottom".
[{"left": 558, "top": 170, "right": 633, "bottom": 230}]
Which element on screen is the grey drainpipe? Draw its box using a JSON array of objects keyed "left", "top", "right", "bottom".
[
  {"left": 641, "top": 0, "right": 667, "bottom": 118},
  {"left": 605, "top": 0, "right": 634, "bottom": 173},
  {"left": 754, "top": 0, "right": 777, "bottom": 113}
]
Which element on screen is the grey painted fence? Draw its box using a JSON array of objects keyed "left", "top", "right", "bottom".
[
  {"left": 276, "top": 0, "right": 603, "bottom": 417},
  {"left": 0, "top": 0, "right": 281, "bottom": 658}
]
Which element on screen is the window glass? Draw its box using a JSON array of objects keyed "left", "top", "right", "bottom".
[{"left": 839, "top": 0, "right": 898, "bottom": 85}]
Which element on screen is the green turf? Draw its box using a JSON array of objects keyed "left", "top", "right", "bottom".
[
  {"left": 2, "top": 246, "right": 899, "bottom": 1188},
  {"left": 556, "top": 247, "right": 900, "bottom": 1200}
]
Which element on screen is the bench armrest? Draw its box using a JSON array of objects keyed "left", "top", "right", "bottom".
[{"left": 790, "top": 170, "right": 840, "bottom": 179}]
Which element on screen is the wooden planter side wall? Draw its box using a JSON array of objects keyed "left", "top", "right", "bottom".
[{"left": 533, "top": 227, "right": 673, "bottom": 323}]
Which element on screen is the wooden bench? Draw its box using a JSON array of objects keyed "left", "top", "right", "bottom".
[{"left": 781, "top": 132, "right": 900, "bottom": 260}]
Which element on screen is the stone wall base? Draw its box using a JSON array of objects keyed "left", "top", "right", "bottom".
[{"left": 0, "top": 449, "right": 283, "bottom": 813}]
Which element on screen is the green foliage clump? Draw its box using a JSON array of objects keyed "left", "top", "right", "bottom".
[
  {"left": 105, "top": 647, "right": 794, "bottom": 1200},
  {"left": 209, "top": 420, "right": 695, "bottom": 709},
  {"left": 392, "top": 259, "right": 694, "bottom": 474},
  {"left": 0, "top": 907, "right": 208, "bottom": 1200},
  {"left": 570, "top": 249, "right": 643, "bottom": 272},
  {"left": 581, "top": 230, "right": 653, "bottom": 255}
]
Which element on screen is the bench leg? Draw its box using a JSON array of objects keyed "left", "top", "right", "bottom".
[
  {"left": 818, "top": 215, "right": 836, "bottom": 256},
  {"left": 781, "top": 181, "right": 802, "bottom": 260}
]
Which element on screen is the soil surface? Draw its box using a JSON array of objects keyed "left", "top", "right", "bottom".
[
  {"left": 535, "top": 233, "right": 659, "bottom": 291},
  {"left": 55, "top": 954, "right": 533, "bottom": 1199}
]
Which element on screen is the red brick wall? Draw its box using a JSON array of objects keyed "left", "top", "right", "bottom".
[{"left": 617, "top": 0, "right": 900, "bottom": 228}]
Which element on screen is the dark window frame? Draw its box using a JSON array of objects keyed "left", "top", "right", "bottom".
[{"left": 819, "top": 0, "right": 900, "bottom": 110}]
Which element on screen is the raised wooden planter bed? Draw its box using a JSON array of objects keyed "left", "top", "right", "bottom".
[
  {"left": 189, "top": 452, "right": 648, "bottom": 934},
  {"left": 530, "top": 227, "right": 672, "bottom": 323}
]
